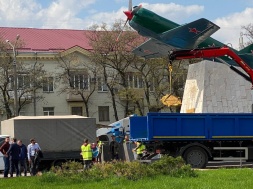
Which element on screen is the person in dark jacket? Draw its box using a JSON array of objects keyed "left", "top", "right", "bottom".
[
  {"left": 17, "top": 140, "right": 28, "bottom": 176},
  {"left": 0, "top": 136, "right": 10, "bottom": 178},
  {"left": 6, "top": 138, "right": 21, "bottom": 177},
  {"left": 109, "top": 135, "right": 120, "bottom": 160}
]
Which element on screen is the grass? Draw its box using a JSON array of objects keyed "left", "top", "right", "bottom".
[{"left": 1, "top": 168, "right": 253, "bottom": 189}]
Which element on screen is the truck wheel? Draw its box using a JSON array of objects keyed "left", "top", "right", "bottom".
[{"left": 184, "top": 147, "right": 208, "bottom": 169}]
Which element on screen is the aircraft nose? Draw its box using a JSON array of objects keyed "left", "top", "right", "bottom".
[{"left": 124, "top": 10, "right": 133, "bottom": 20}]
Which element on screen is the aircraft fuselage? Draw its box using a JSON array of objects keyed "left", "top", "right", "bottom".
[
  {"left": 129, "top": 8, "right": 224, "bottom": 49},
  {"left": 130, "top": 8, "right": 179, "bottom": 34}
]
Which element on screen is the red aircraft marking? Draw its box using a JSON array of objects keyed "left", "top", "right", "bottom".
[
  {"left": 189, "top": 28, "right": 200, "bottom": 34},
  {"left": 208, "top": 43, "right": 216, "bottom": 47},
  {"left": 144, "top": 49, "right": 152, "bottom": 53}
]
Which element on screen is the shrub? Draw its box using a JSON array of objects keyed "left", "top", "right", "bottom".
[
  {"left": 151, "top": 156, "right": 197, "bottom": 177},
  {"left": 42, "top": 156, "right": 197, "bottom": 182},
  {"left": 85, "top": 162, "right": 115, "bottom": 181},
  {"left": 40, "top": 171, "right": 64, "bottom": 183},
  {"left": 49, "top": 160, "right": 83, "bottom": 180},
  {"left": 82, "top": 161, "right": 152, "bottom": 181}
]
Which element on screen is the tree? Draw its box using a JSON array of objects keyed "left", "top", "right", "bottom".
[
  {"left": 86, "top": 20, "right": 146, "bottom": 119},
  {"left": 241, "top": 24, "right": 253, "bottom": 46},
  {"left": 0, "top": 37, "right": 46, "bottom": 118},
  {"left": 0, "top": 49, "right": 13, "bottom": 118},
  {"left": 16, "top": 60, "right": 46, "bottom": 115},
  {"left": 130, "top": 58, "right": 168, "bottom": 113},
  {"left": 56, "top": 52, "right": 98, "bottom": 117}
]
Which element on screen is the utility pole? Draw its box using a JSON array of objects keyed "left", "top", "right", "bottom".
[
  {"left": 6, "top": 34, "right": 20, "bottom": 117},
  {"left": 33, "top": 52, "right": 38, "bottom": 116}
]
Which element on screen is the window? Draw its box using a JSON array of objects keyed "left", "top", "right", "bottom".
[
  {"left": 43, "top": 77, "right": 54, "bottom": 92},
  {"left": 43, "top": 107, "right": 54, "bottom": 116},
  {"left": 71, "top": 107, "right": 83, "bottom": 116},
  {"left": 98, "top": 106, "right": 109, "bottom": 121},
  {"left": 125, "top": 72, "right": 143, "bottom": 88},
  {"left": 97, "top": 77, "right": 108, "bottom": 92},
  {"left": 70, "top": 74, "right": 89, "bottom": 90},
  {"left": 9, "top": 74, "right": 31, "bottom": 90},
  {"left": 18, "top": 75, "right": 30, "bottom": 89}
]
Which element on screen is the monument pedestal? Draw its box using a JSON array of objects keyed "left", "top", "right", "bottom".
[{"left": 180, "top": 60, "right": 252, "bottom": 113}]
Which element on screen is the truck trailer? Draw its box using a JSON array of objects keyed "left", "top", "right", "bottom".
[
  {"left": 1, "top": 115, "right": 96, "bottom": 168},
  {"left": 129, "top": 113, "right": 253, "bottom": 168}
]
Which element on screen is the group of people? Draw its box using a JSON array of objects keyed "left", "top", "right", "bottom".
[
  {"left": 0, "top": 137, "right": 42, "bottom": 178},
  {"left": 80, "top": 135, "right": 120, "bottom": 170},
  {"left": 80, "top": 135, "right": 146, "bottom": 170},
  {"left": 80, "top": 137, "right": 104, "bottom": 170}
]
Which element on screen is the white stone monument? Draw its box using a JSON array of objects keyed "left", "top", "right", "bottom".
[{"left": 180, "top": 60, "right": 252, "bottom": 113}]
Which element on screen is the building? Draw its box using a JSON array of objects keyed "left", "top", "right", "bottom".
[{"left": 0, "top": 27, "right": 186, "bottom": 124}]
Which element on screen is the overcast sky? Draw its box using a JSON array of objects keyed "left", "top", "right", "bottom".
[{"left": 1, "top": 0, "right": 253, "bottom": 49}]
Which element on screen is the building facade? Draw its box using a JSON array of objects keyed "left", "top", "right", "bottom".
[{"left": 0, "top": 27, "right": 186, "bottom": 125}]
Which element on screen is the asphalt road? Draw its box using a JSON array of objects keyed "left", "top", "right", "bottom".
[{"left": 206, "top": 161, "right": 253, "bottom": 168}]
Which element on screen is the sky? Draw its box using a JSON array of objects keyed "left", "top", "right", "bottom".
[{"left": 1, "top": 0, "right": 253, "bottom": 49}]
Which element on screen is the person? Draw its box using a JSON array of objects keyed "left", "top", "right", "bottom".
[
  {"left": 91, "top": 143, "right": 99, "bottom": 163},
  {"left": 10, "top": 138, "right": 14, "bottom": 144},
  {"left": 27, "top": 138, "right": 41, "bottom": 176},
  {"left": 123, "top": 135, "right": 129, "bottom": 143},
  {"left": 6, "top": 138, "right": 21, "bottom": 177},
  {"left": 0, "top": 136, "right": 10, "bottom": 178},
  {"left": 17, "top": 140, "right": 28, "bottom": 176},
  {"left": 133, "top": 141, "right": 146, "bottom": 160},
  {"left": 80, "top": 138, "right": 92, "bottom": 170},
  {"left": 96, "top": 137, "right": 103, "bottom": 163},
  {"left": 109, "top": 135, "right": 119, "bottom": 160}
]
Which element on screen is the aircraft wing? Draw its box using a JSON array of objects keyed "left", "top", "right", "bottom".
[
  {"left": 160, "top": 18, "right": 220, "bottom": 49},
  {"left": 132, "top": 38, "right": 177, "bottom": 58},
  {"left": 132, "top": 18, "right": 220, "bottom": 58},
  {"left": 238, "top": 44, "right": 253, "bottom": 54}
]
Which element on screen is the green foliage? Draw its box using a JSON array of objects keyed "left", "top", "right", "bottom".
[
  {"left": 2, "top": 169, "right": 253, "bottom": 189},
  {"left": 151, "top": 156, "right": 197, "bottom": 177},
  {"left": 48, "top": 161, "right": 84, "bottom": 182},
  {"left": 46, "top": 156, "right": 196, "bottom": 182},
  {"left": 39, "top": 171, "right": 64, "bottom": 183}
]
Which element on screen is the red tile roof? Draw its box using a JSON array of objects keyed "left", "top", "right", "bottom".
[{"left": 0, "top": 27, "right": 92, "bottom": 52}]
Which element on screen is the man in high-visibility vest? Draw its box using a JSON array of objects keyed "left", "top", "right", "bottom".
[
  {"left": 80, "top": 139, "right": 92, "bottom": 170},
  {"left": 133, "top": 141, "right": 146, "bottom": 160},
  {"left": 96, "top": 137, "right": 103, "bottom": 163}
]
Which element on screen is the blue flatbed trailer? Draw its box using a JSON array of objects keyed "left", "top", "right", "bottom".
[{"left": 130, "top": 113, "right": 253, "bottom": 168}]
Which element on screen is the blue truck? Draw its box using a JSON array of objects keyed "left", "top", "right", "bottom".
[{"left": 129, "top": 112, "right": 253, "bottom": 168}]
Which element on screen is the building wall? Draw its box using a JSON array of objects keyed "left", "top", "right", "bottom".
[{"left": 2, "top": 50, "right": 157, "bottom": 125}]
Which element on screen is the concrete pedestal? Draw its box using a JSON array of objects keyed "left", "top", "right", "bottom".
[{"left": 180, "top": 60, "right": 252, "bottom": 113}]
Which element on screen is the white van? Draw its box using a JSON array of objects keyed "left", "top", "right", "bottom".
[{"left": 0, "top": 135, "right": 10, "bottom": 171}]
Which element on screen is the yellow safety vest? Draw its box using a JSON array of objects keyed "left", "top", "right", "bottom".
[
  {"left": 97, "top": 141, "right": 102, "bottom": 147},
  {"left": 136, "top": 142, "right": 146, "bottom": 155},
  {"left": 81, "top": 144, "right": 92, "bottom": 160},
  {"left": 97, "top": 141, "right": 102, "bottom": 153}
]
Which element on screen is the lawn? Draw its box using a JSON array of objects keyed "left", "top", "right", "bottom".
[{"left": 1, "top": 168, "right": 253, "bottom": 189}]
